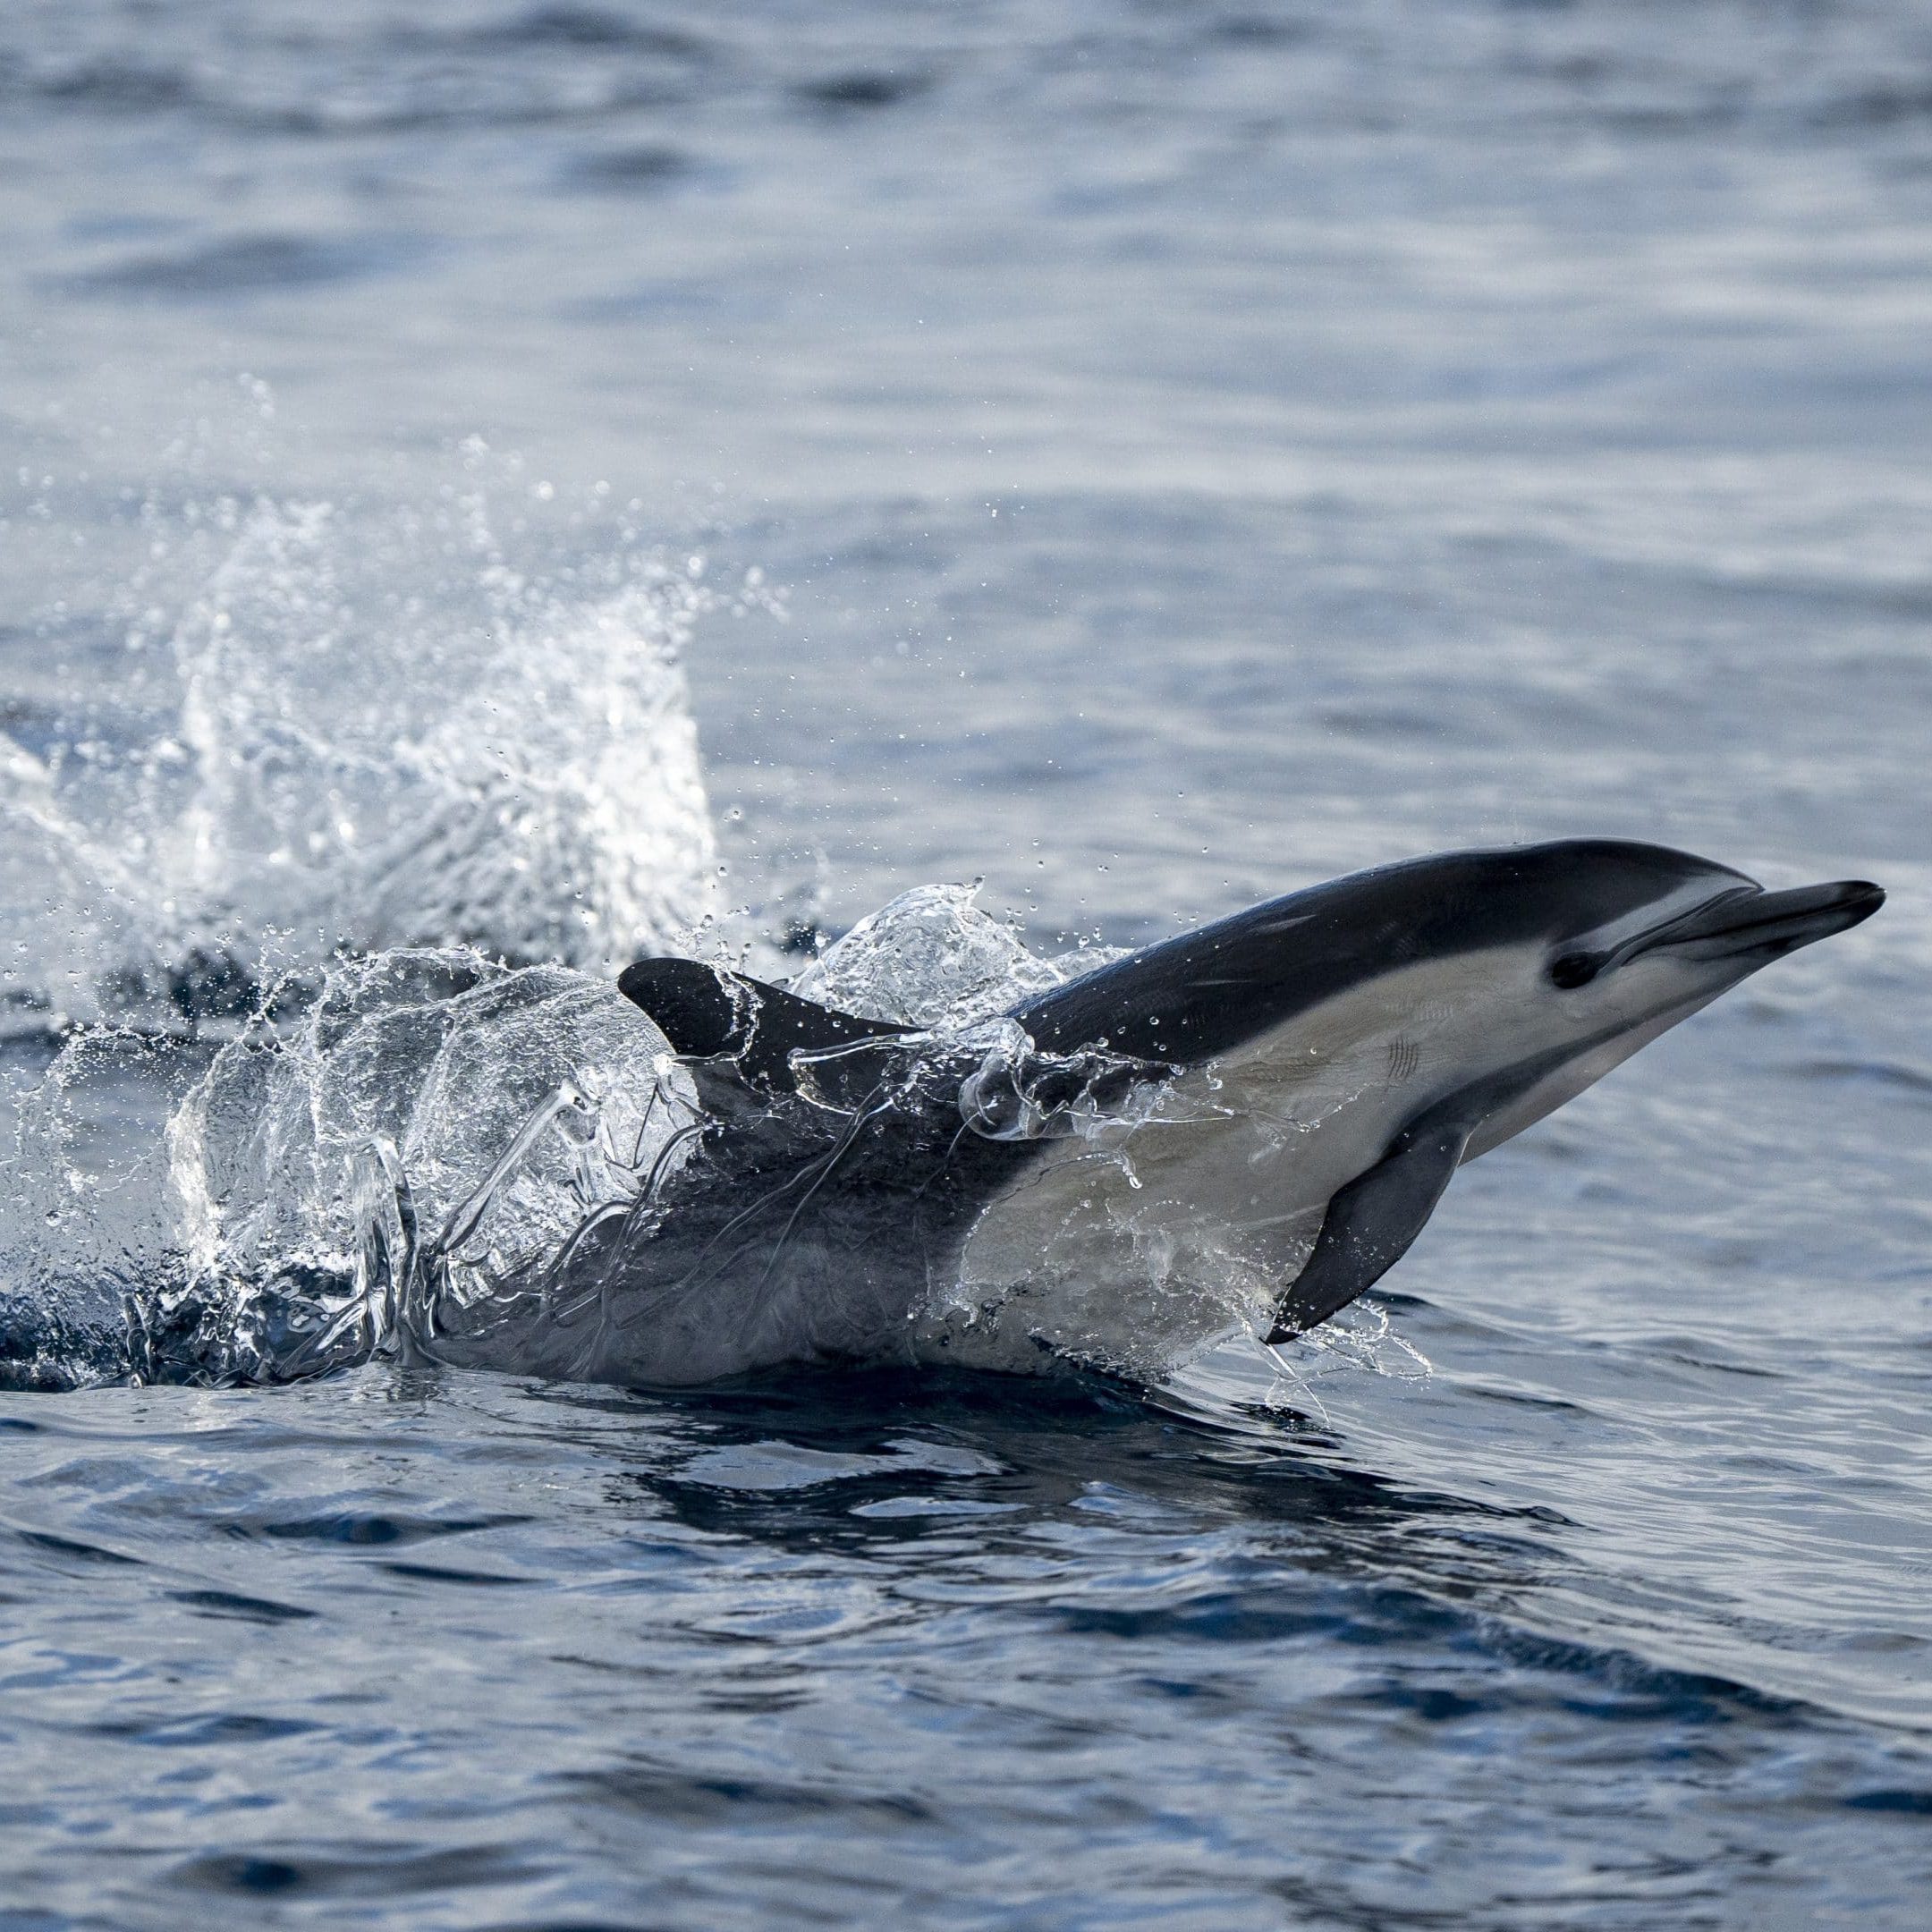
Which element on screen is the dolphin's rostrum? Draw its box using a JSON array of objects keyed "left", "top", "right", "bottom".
[{"left": 407, "top": 838, "right": 1882, "bottom": 1387}]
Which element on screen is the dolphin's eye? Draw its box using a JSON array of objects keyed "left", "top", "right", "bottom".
[{"left": 1548, "top": 951, "right": 1599, "bottom": 990}]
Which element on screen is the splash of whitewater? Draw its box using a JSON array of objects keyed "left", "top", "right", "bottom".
[{"left": 0, "top": 488, "right": 716, "bottom": 1034}]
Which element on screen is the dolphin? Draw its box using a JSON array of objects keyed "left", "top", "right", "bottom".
[{"left": 402, "top": 839, "right": 1880, "bottom": 1388}]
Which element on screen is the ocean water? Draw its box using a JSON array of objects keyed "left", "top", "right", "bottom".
[{"left": 3, "top": 1, "right": 1931, "bottom": 1926}]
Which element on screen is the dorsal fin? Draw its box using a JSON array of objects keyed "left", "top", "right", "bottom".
[{"left": 616, "top": 957, "right": 915, "bottom": 1095}]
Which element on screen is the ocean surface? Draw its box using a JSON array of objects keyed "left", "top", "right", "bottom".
[{"left": 3, "top": 2, "right": 1931, "bottom": 1925}]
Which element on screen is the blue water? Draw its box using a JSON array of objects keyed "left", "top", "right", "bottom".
[{"left": 4, "top": 2, "right": 1931, "bottom": 1925}]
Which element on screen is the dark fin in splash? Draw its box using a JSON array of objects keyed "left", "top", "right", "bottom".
[
  {"left": 616, "top": 957, "right": 915, "bottom": 1096},
  {"left": 1267, "top": 1103, "right": 1475, "bottom": 1341}
]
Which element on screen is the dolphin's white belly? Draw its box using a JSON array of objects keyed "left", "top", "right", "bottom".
[{"left": 936, "top": 948, "right": 1558, "bottom": 1374}]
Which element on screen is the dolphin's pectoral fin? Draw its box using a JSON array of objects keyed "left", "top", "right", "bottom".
[
  {"left": 617, "top": 957, "right": 916, "bottom": 1096},
  {"left": 1266, "top": 1107, "right": 1475, "bottom": 1341}
]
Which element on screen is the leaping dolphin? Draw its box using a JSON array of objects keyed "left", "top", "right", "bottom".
[{"left": 406, "top": 839, "right": 1880, "bottom": 1387}]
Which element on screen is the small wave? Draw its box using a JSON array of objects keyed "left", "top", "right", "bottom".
[
  {"left": 564, "top": 142, "right": 697, "bottom": 192},
  {"left": 467, "top": 6, "right": 712, "bottom": 58},
  {"left": 66, "top": 233, "right": 428, "bottom": 300},
  {"left": 791, "top": 71, "right": 935, "bottom": 114},
  {"left": 7, "top": 2, "right": 1932, "bottom": 155},
  {"left": 1796, "top": 1055, "right": 1932, "bottom": 1098},
  {"left": 37, "top": 57, "right": 197, "bottom": 111}
]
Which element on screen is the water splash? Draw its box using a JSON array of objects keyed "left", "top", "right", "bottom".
[
  {"left": 0, "top": 454, "right": 744, "bottom": 1385},
  {"left": 791, "top": 880, "right": 1121, "bottom": 1026},
  {"left": 0, "top": 1024, "right": 206, "bottom": 1386},
  {"left": 0, "top": 733, "right": 154, "bottom": 1031},
  {"left": 1150, "top": 1307, "right": 1435, "bottom": 1445},
  {"left": 0, "top": 482, "right": 720, "bottom": 1029},
  {"left": 163, "top": 497, "right": 716, "bottom": 973},
  {"left": 137, "top": 949, "right": 699, "bottom": 1383}
]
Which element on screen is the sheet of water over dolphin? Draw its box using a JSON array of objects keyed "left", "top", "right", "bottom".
[{"left": 375, "top": 837, "right": 1881, "bottom": 1388}]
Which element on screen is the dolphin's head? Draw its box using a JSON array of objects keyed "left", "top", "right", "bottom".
[
  {"left": 1388, "top": 842, "right": 1887, "bottom": 1157},
  {"left": 1506, "top": 839, "right": 1884, "bottom": 1030},
  {"left": 1012, "top": 838, "right": 1884, "bottom": 1093}
]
